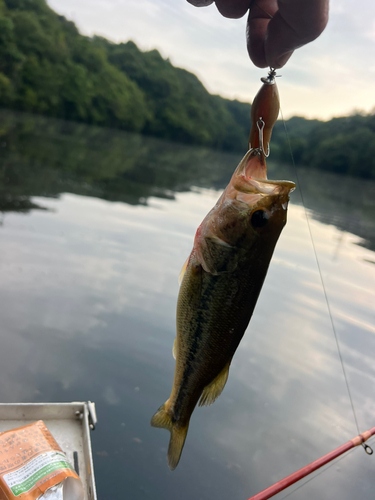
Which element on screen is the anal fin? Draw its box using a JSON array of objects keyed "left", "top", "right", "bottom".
[{"left": 198, "top": 360, "right": 231, "bottom": 407}]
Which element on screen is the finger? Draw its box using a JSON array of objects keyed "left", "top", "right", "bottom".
[
  {"left": 186, "top": 0, "right": 214, "bottom": 6},
  {"left": 215, "top": 0, "right": 253, "bottom": 19},
  {"left": 265, "top": 0, "right": 329, "bottom": 68},
  {"left": 247, "top": 0, "right": 278, "bottom": 67}
]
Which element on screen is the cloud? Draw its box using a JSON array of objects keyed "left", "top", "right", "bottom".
[{"left": 47, "top": 0, "right": 375, "bottom": 119}]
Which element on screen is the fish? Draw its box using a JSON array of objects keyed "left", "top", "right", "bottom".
[{"left": 151, "top": 70, "right": 295, "bottom": 470}]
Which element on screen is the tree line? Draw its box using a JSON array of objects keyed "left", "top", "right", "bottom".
[{"left": 0, "top": 0, "right": 374, "bottom": 179}]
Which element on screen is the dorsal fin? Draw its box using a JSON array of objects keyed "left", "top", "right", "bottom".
[
  {"left": 178, "top": 257, "right": 189, "bottom": 286},
  {"left": 172, "top": 337, "right": 177, "bottom": 360}
]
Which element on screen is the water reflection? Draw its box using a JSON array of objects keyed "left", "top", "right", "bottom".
[
  {"left": 0, "top": 110, "right": 236, "bottom": 209},
  {"left": 1, "top": 110, "right": 375, "bottom": 251},
  {"left": 0, "top": 113, "right": 375, "bottom": 500}
]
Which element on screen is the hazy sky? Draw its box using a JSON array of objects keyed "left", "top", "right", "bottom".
[{"left": 47, "top": 0, "right": 375, "bottom": 120}]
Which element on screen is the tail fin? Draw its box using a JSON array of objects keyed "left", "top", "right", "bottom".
[
  {"left": 167, "top": 424, "right": 189, "bottom": 471},
  {"left": 151, "top": 403, "right": 189, "bottom": 471}
]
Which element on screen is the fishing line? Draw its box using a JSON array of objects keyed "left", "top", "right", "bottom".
[
  {"left": 279, "top": 107, "right": 361, "bottom": 438},
  {"left": 252, "top": 1, "right": 273, "bottom": 19}
]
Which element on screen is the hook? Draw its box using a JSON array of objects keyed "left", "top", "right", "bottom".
[{"left": 255, "top": 117, "right": 270, "bottom": 157}]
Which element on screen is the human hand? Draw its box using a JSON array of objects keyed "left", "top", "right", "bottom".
[{"left": 187, "top": 0, "right": 329, "bottom": 69}]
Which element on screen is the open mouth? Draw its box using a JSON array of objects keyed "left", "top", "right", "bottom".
[
  {"left": 234, "top": 150, "right": 296, "bottom": 197},
  {"left": 246, "top": 177, "right": 296, "bottom": 196},
  {"left": 243, "top": 149, "right": 268, "bottom": 180}
]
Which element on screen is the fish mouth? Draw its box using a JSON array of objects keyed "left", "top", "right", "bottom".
[
  {"left": 234, "top": 150, "right": 296, "bottom": 197},
  {"left": 245, "top": 177, "right": 296, "bottom": 196}
]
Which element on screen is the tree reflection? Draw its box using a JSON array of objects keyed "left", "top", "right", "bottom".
[
  {"left": 0, "top": 110, "right": 374, "bottom": 251},
  {"left": 0, "top": 195, "right": 48, "bottom": 213}
]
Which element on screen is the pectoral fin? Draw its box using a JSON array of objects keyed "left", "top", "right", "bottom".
[
  {"left": 172, "top": 337, "right": 177, "bottom": 360},
  {"left": 203, "top": 236, "right": 239, "bottom": 274},
  {"left": 198, "top": 360, "right": 231, "bottom": 407}
]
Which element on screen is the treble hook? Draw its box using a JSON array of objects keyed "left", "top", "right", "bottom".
[{"left": 256, "top": 118, "right": 270, "bottom": 157}]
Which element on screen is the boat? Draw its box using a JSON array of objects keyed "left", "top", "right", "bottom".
[{"left": 0, "top": 402, "right": 97, "bottom": 500}]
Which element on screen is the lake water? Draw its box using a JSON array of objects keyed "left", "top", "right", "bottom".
[{"left": 0, "top": 111, "right": 375, "bottom": 500}]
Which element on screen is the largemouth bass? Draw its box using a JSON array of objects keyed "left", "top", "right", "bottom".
[{"left": 151, "top": 71, "right": 295, "bottom": 470}]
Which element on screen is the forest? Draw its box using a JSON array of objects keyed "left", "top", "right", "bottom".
[{"left": 0, "top": 0, "right": 374, "bottom": 179}]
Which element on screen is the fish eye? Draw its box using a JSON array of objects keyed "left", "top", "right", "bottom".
[{"left": 251, "top": 209, "right": 269, "bottom": 229}]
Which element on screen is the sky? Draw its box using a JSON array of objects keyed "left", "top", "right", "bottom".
[{"left": 47, "top": 0, "right": 375, "bottom": 120}]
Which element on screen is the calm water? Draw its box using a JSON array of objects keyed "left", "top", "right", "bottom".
[{"left": 0, "top": 111, "right": 375, "bottom": 500}]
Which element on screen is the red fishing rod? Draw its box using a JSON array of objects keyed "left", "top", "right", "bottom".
[{"left": 247, "top": 426, "right": 375, "bottom": 500}]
